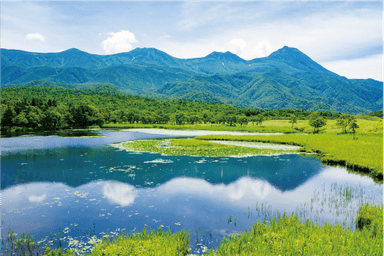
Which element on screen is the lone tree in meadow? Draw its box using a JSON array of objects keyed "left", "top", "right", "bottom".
[
  {"left": 350, "top": 121, "right": 359, "bottom": 140},
  {"left": 336, "top": 114, "right": 356, "bottom": 133},
  {"left": 308, "top": 113, "right": 326, "bottom": 133},
  {"left": 290, "top": 114, "right": 297, "bottom": 129}
]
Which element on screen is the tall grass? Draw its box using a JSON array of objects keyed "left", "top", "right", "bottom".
[
  {"left": 88, "top": 227, "right": 190, "bottom": 256},
  {"left": 1, "top": 227, "right": 189, "bottom": 256},
  {"left": 197, "top": 134, "right": 383, "bottom": 180},
  {"left": 204, "top": 204, "right": 383, "bottom": 255}
]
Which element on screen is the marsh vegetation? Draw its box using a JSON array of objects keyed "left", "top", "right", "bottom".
[{"left": 113, "top": 138, "right": 300, "bottom": 157}]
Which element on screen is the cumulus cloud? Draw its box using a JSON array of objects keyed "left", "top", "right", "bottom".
[
  {"left": 25, "top": 33, "right": 45, "bottom": 42},
  {"left": 251, "top": 40, "right": 273, "bottom": 58},
  {"left": 102, "top": 181, "right": 137, "bottom": 207},
  {"left": 101, "top": 30, "right": 138, "bottom": 54},
  {"left": 230, "top": 38, "right": 247, "bottom": 50},
  {"left": 158, "top": 176, "right": 273, "bottom": 203}
]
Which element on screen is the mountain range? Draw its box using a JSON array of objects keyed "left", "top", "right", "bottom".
[{"left": 2, "top": 46, "right": 382, "bottom": 114}]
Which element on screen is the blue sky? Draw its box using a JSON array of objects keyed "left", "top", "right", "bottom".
[{"left": 1, "top": 1, "right": 382, "bottom": 81}]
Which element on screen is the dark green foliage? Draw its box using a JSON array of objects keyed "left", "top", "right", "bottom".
[
  {"left": 308, "top": 112, "right": 327, "bottom": 133},
  {"left": 367, "top": 110, "right": 383, "bottom": 118},
  {"left": 1, "top": 105, "right": 16, "bottom": 128},
  {"left": 1, "top": 86, "right": 342, "bottom": 132}
]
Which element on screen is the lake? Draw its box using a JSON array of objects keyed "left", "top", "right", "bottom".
[{"left": 1, "top": 129, "right": 382, "bottom": 255}]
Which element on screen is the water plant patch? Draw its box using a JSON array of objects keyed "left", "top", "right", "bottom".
[{"left": 112, "top": 139, "right": 300, "bottom": 157}]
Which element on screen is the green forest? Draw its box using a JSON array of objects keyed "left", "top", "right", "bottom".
[{"left": 1, "top": 86, "right": 343, "bottom": 131}]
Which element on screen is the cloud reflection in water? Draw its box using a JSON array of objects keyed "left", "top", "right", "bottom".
[{"left": 102, "top": 181, "right": 137, "bottom": 207}]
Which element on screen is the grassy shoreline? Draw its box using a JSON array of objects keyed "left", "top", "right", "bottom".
[
  {"left": 3, "top": 204, "right": 382, "bottom": 255},
  {"left": 196, "top": 134, "right": 383, "bottom": 182},
  {"left": 102, "top": 123, "right": 300, "bottom": 134}
]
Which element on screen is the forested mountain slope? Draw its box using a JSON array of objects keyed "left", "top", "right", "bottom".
[{"left": 2, "top": 46, "right": 382, "bottom": 114}]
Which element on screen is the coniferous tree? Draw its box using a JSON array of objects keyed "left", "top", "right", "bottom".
[{"left": 1, "top": 106, "right": 16, "bottom": 128}]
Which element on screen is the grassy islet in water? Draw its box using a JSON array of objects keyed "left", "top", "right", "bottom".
[{"left": 113, "top": 138, "right": 300, "bottom": 157}]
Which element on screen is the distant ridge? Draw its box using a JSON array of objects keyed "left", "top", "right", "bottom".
[{"left": 1, "top": 46, "right": 382, "bottom": 114}]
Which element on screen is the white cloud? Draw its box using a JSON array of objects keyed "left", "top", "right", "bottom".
[
  {"left": 321, "top": 54, "right": 383, "bottom": 81},
  {"left": 28, "top": 194, "right": 47, "bottom": 203},
  {"left": 158, "top": 177, "right": 274, "bottom": 204},
  {"left": 178, "top": 2, "right": 237, "bottom": 31},
  {"left": 102, "top": 181, "right": 137, "bottom": 207},
  {"left": 251, "top": 40, "right": 273, "bottom": 58},
  {"left": 230, "top": 38, "right": 247, "bottom": 49},
  {"left": 25, "top": 33, "right": 45, "bottom": 42},
  {"left": 101, "top": 30, "right": 138, "bottom": 54}
]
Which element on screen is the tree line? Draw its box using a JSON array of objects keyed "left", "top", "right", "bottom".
[{"left": 1, "top": 86, "right": 346, "bottom": 131}]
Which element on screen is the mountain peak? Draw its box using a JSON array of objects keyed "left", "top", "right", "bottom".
[
  {"left": 62, "top": 48, "right": 84, "bottom": 53},
  {"left": 205, "top": 51, "right": 245, "bottom": 62},
  {"left": 268, "top": 46, "right": 305, "bottom": 58},
  {"left": 267, "top": 46, "right": 330, "bottom": 74}
]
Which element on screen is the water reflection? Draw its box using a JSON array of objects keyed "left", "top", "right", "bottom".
[
  {"left": 2, "top": 145, "right": 322, "bottom": 191},
  {"left": 102, "top": 181, "right": 137, "bottom": 207},
  {"left": 2, "top": 169, "right": 382, "bottom": 254},
  {"left": 1, "top": 131, "right": 382, "bottom": 254}
]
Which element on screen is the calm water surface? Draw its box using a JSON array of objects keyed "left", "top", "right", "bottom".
[{"left": 1, "top": 130, "right": 382, "bottom": 254}]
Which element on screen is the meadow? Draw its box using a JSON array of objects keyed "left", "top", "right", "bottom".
[
  {"left": 103, "top": 116, "right": 383, "bottom": 134},
  {"left": 102, "top": 123, "right": 299, "bottom": 134}
]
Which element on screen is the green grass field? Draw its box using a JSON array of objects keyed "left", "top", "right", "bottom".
[{"left": 102, "top": 117, "right": 383, "bottom": 135}]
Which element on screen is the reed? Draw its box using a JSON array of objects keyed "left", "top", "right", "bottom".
[{"left": 204, "top": 204, "right": 383, "bottom": 255}]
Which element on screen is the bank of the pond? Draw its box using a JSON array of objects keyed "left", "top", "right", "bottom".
[
  {"left": 102, "top": 123, "right": 298, "bottom": 134},
  {"left": 197, "top": 134, "right": 383, "bottom": 181},
  {"left": 112, "top": 138, "right": 300, "bottom": 157},
  {"left": 121, "top": 128, "right": 286, "bottom": 136},
  {"left": 4, "top": 204, "right": 382, "bottom": 255}
]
